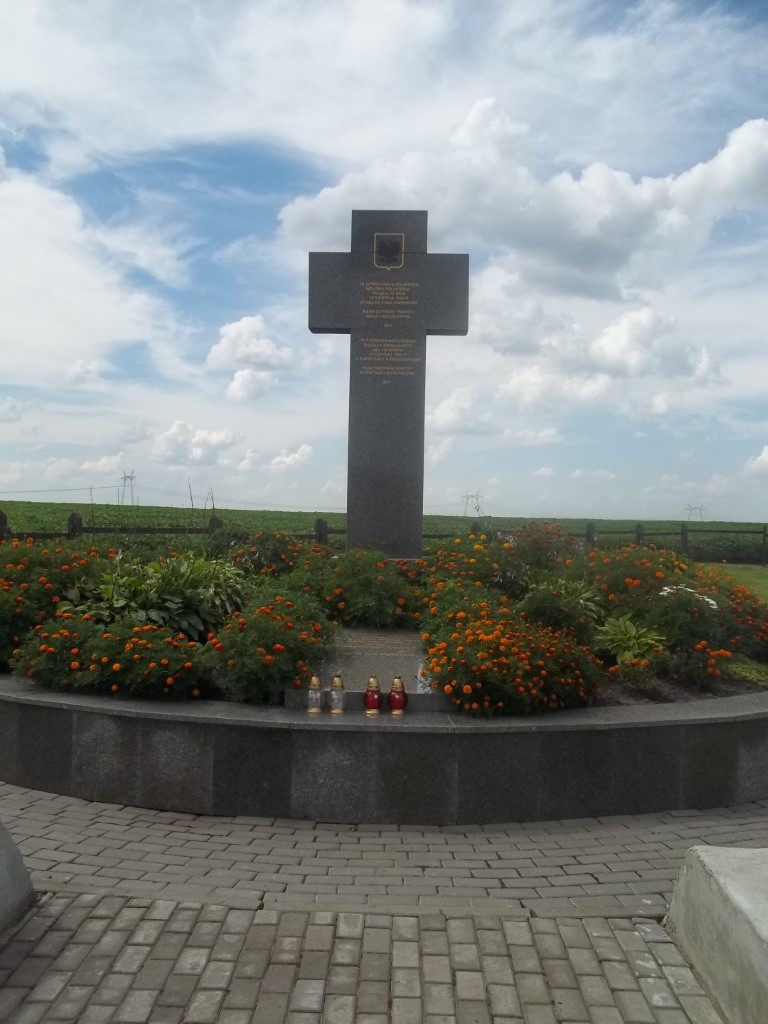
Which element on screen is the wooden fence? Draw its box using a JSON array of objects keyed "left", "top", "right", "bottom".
[{"left": 0, "top": 510, "right": 765, "bottom": 563}]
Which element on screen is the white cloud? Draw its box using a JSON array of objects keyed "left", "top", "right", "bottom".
[
  {"left": 269, "top": 444, "right": 312, "bottom": 472},
  {"left": 534, "top": 467, "right": 554, "bottom": 478},
  {"left": 79, "top": 453, "right": 124, "bottom": 474},
  {"left": 0, "top": 168, "right": 188, "bottom": 388},
  {"left": 154, "top": 420, "right": 240, "bottom": 466},
  {"left": 207, "top": 316, "right": 293, "bottom": 371},
  {"left": 0, "top": 397, "right": 27, "bottom": 422},
  {"left": 427, "top": 387, "right": 492, "bottom": 434},
  {"left": 226, "top": 369, "right": 275, "bottom": 401},
  {"left": 503, "top": 427, "right": 562, "bottom": 445},
  {"left": 570, "top": 469, "right": 617, "bottom": 481},
  {"left": 744, "top": 446, "right": 768, "bottom": 475},
  {"left": 426, "top": 437, "right": 454, "bottom": 465}
]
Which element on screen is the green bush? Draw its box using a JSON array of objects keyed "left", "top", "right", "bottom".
[
  {"left": 594, "top": 614, "right": 665, "bottom": 664},
  {"left": 11, "top": 615, "right": 209, "bottom": 700},
  {"left": 199, "top": 585, "right": 333, "bottom": 703},
  {"left": 292, "top": 547, "right": 421, "bottom": 627},
  {"left": 518, "top": 577, "right": 603, "bottom": 642},
  {"left": 422, "top": 592, "right": 601, "bottom": 715},
  {"left": 61, "top": 551, "right": 249, "bottom": 641}
]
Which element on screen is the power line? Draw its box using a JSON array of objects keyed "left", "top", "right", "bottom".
[{"left": 0, "top": 485, "right": 117, "bottom": 495}]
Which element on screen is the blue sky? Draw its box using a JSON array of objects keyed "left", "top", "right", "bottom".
[{"left": 1, "top": 0, "right": 768, "bottom": 520}]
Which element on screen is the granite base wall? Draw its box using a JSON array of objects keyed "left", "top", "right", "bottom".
[{"left": 2, "top": 679, "right": 768, "bottom": 825}]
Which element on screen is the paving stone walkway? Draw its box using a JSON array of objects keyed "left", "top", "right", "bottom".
[{"left": 4, "top": 784, "right": 766, "bottom": 1023}]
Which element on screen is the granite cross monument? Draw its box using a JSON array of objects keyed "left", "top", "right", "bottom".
[{"left": 308, "top": 210, "right": 469, "bottom": 557}]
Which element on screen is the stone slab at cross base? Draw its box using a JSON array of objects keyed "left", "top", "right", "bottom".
[
  {"left": 666, "top": 845, "right": 768, "bottom": 1024},
  {"left": 0, "top": 819, "right": 33, "bottom": 934}
]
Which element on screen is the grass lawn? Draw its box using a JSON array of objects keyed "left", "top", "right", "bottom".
[{"left": 717, "top": 564, "right": 768, "bottom": 601}]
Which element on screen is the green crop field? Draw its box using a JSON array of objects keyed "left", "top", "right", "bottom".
[
  {"left": 0, "top": 499, "right": 765, "bottom": 560},
  {"left": 0, "top": 499, "right": 763, "bottom": 541}
]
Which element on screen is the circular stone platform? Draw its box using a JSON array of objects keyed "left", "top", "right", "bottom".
[{"left": 2, "top": 675, "right": 768, "bottom": 825}]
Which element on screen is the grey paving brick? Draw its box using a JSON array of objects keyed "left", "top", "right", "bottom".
[
  {"left": 183, "top": 989, "right": 226, "bottom": 1023},
  {"left": 613, "top": 988, "right": 656, "bottom": 1023},
  {"left": 662, "top": 964, "right": 706, "bottom": 995},
  {"left": 456, "top": 1001, "right": 491, "bottom": 1024},
  {"left": 455, "top": 971, "right": 485, "bottom": 1001},
  {"left": 358, "top": 952, "right": 389, "bottom": 982},
  {"left": 155, "top": 974, "right": 198, "bottom": 1007},
  {"left": 393, "top": 999, "right": 423, "bottom": 1024},
  {"left": 114, "top": 989, "right": 158, "bottom": 1023},
  {"left": 356, "top": 980, "right": 390, "bottom": 1014},
  {"left": 603, "top": 959, "right": 640, "bottom": 991},
  {"left": 251, "top": 991, "right": 290, "bottom": 1024},
  {"left": 486, "top": 983, "right": 521, "bottom": 1017}
]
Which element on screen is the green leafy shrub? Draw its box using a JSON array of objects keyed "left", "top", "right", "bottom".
[
  {"left": 229, "top": 531, "right": 309, "bottom": 576},
  {"left": 199, "top": 587, "right": 333, "bottom": 702},
  {"left": 422, "top": 591, "right": 601, "bottom": 715},
  {"left": 0, "top": 538, "right": 108, "bottom": 667},
  {"left": 61, "top": 551, "right": 248, "bottom": 640},
  {"left": 292, "top": 548, "right": 421, "bottom": 627},
  {"left": 576, "top": 545, "right": 693, "bottom": 617},
  {"left": 518, "top": 577, "right": 603, "bottom": 642},
  {"left": 594, "top": 614, "right": 665, "bottom": 664},
  {"left": 11, "top": 614, "right": 209, "bottom": 700}
]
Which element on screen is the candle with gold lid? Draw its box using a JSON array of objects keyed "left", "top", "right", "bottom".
[
  {"left": 388, "top": 675, "right": 408, "bottom": 715},
  {"left": 328, "top": 674, "right": 346, "bottom": 715},
  {"left": 306, "top": 674, "right": 323, "bottom": 714},
  {"left": 363, "top": 676, "right": 383, "bottom": 716}
]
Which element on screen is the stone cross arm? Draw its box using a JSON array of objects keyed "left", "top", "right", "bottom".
[{"left": 308, "top": 251, "right": 469, "bottom": 336}]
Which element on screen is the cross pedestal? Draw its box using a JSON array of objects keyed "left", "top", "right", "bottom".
[{"left": 308, "top": 210, "right": 469, "bottom": 557}]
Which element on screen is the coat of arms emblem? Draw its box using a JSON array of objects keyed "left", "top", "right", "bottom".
[{"left": 374, "top": 232, "right": 405, "bottom": 270}]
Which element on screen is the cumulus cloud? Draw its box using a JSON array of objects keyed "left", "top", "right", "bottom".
[
  {"left": 207, "top": 316, "right": 293, "bottom": 371},
  {"left": 269, "top": 444, "right": 312, "bottom": 472},
  {"left": 534, "top": 467, "right": 554, "bottom": 478},
  {"left": 226, "top": 368, "right": 275, "bottom": 401},
  {"left": 498, "top": 367, "right": 611, "bottom": 407},
  {"left": 570, "top": 469, "right": 617, "bottom": 480},
  {"left": 79, "top": 453, "right": 124, "bottom": 473},
  {"left": 154, "top": 420, "right": 240, "bottom": 465},
  {"left": 426, "top": 437, "right": 455, "bottom": 465},
  {"left": 427, "top": 387, "right": 493, "bottom": 434},
  {"left": 503, "top": 427, "right": 562, "bottom": 445},
  {"left": 744, "top": 446, "right": 768, "bottom": 475},
  {"left": 0, "top": 168, "right": 186, "bottom": 388}
]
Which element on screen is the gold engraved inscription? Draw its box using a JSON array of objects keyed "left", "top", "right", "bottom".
[
  {"left": 355, "top": 337, "right": 420, "bottom": 380},
  {"left": 359, "top": 279, "right": 419, "bottom": 321}
]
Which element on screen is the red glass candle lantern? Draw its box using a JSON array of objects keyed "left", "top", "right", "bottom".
[
  {"left": 388, "top": 675, "right": 408, "bottom": 716},
  {"left": 363, "top": 676, "right": 383, "bottom": 717}
]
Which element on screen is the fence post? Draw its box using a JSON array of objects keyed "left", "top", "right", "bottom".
[
  {"left": 208, "top": 516, "right": 223, "bottom": 532},
  {"left": 470, "top": 520, "right": 480, "bottom": 536},
  {"left": 585, "top": 522, "right": 596, "bottom": 548},
  {"left": 67, "top": 512, "right": 83, "bottom": 539},
  {"left": 680, "top": 523, "right": 689, "bottom": 556},
  {"left": 0, "top": 510, "right": 7, "bottom": 538},
  {"left": 314, "top": 519, "right": 328, "bottom": 544},
  {"left": 763, "top": 525, "right": 767, "bottom": 568},
  {"left": 635, "top": 523, "right": 645, "bottom": 545}
]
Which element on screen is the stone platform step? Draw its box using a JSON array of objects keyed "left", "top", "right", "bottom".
[
  {"left": 667, "top": 845, "right": 768, "bottom": 1024},
  {"left": 284, "top": 626, "right": 447, "bottom": 711}
]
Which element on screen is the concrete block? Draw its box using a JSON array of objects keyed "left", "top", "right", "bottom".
[
  {"left": 667, "top": 845, "right": 768, "bottom": 1024},
  {"left": 0, "top": 821, "right": 34, "bottom": 934}
]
